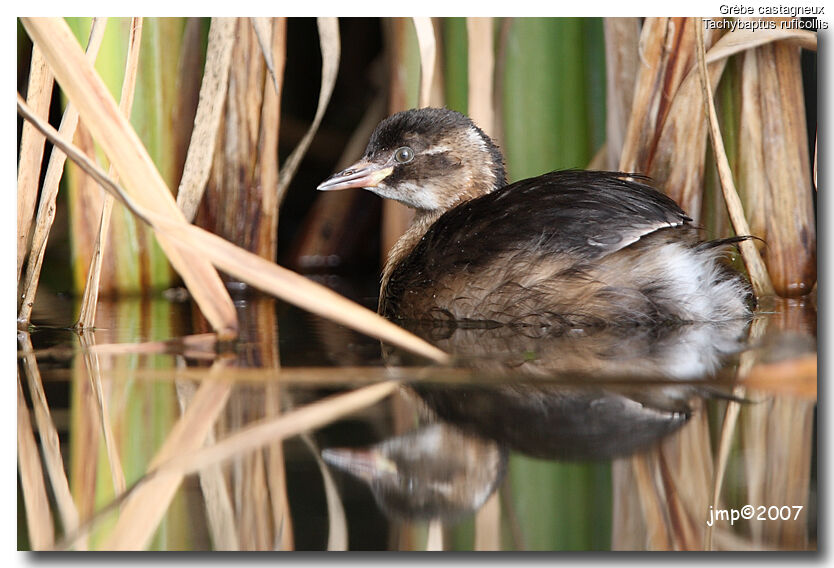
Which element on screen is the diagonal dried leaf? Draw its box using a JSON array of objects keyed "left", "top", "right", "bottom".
[
  {"left": 16, "top": 95, "right": 450, "bottom": 365},
  {"left": 20, "top": 17, "right": 238, "bottom": 337},
  {"left": 103, "top": 366, "right": 233, "bottom": 550}
]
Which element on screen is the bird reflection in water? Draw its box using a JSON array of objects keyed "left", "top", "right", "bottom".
[{"left": 322, "top": 317, "right": 749, "bottom": 523}]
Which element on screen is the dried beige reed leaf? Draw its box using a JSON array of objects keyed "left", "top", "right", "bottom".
[
  {"left": 176, "top": 17, "right": 236, "bottom": 223},
  {"left": 174, "top": 380, "right": 240, "bottom": 551},
  {"left": 17, "top": 376, "right": 56, "bottom": 550},
  {"left": 103, "top": 368, "right": 233, "bottom": 550},
  {"left": 693, "top": 18, "right": 774, "bottom": 297},
  {"left": 302, "top": 434, "right": 348, "bottom": 551},
  {"left": 604, "top": 18, "right": 640, "bottom": 170},
  {"left": 275, "top": 17, "right": 339, "bottom": 208},
  {"left": 20, "top": 17, "right": 239, "bottom": 337},
  {"left": 265, "top": 382, "right": 294, "bottom": 550},
  {"left": 413, "top": 17, "right": 436, "bottom": 109},
  {"left": 466, "top": 17, "right": 495, "bottom": 137},
  {"left": 17, "top": 93, "right": 451, "bottom": 365},
  {"left": 631, "top": 452, "right": 672, "bottom": 550},
  {"left": 474, "top": 491, "right": 501, "bottom": 551},
  {"left": 18, "top": 18, "right": 107, "bottom": 325},
  {"left": 618, "top": 18, "right": 669, "bottom": 172},
  {"left": 19, "top": 332, "right": 81, "bottom": 545},
  {"left": 77, "top": 17, "right": 143, "bottom": 330},
  {"left": 78, "top": 333, "right": 127, "bottom": 497},
  {"left": 17, "top": 45, "right": 54, "bottom": 283}
]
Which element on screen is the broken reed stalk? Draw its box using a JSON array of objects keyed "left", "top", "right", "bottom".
[
  {"left": 17, "top": 44, "right": 54, "bottom": 283},
  {"left": 175, "top": 17, "right": 236, "bottom": 223},
  {"left": 20, "top": 17, "right": 239, "bottom": 338},
  {"left": 16, "top": 94, "right": 451, "bottom": 365},
  {"left": 693, "top": 18, "right": 774, "bottom": 298},
  {"left": 18, "top": 18, "right": 107, "bottom": 325},
  {"left": 77, "top": 17, "right": 143, "bottom": 330}
]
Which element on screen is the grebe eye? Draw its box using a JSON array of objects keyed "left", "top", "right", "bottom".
[{"left": 394, "top": 147, "right": 414, "bottom": 163}]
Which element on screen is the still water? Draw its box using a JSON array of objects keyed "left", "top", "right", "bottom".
[{"left": 18, "top": 278, "right": 816, "bottom": 551}]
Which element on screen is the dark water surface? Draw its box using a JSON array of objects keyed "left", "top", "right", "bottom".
[{"left": 18, "top": 281, "right": 817, "bottom": 551}]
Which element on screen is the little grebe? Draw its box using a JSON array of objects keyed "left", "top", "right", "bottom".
[{"left": 318, "top": 108, "right": 751, "bottom": 328}]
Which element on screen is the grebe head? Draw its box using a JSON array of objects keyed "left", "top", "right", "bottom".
[{"left": 317, "top": 108, "right": 506, "bottom": 213}]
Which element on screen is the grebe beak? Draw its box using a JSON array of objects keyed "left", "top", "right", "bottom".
[
  {"left": 317, "top": 160, "right": 394, "bottom": 192},
  {"left": 321, "top": 447, "right": 397, "bottom": 482}
]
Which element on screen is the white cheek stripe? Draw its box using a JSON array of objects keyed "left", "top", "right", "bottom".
[{"left": 424, "top": 144, "right": 451, "bottom": 155}]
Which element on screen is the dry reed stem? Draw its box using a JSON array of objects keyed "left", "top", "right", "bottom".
[
  {"left": 631, "top": 452, "right": 672, "bottom": 550},
  {"left": 17, "top": 44, "right": 54, "bottom": 283},
  {"left": 275, "top": 17, "right": 339, "bottom": 209},
  {"left": 103, "top": 367, "right": 233, "bottom": 550},
  {"left": 426, "top": 520, "right": 444, "bottom": 551},
  {"left": 17, "top": 377, "right": 56, "bottom": 550},
  {"left": 20, "top": 17, "right": 238, "bottom": 337},
  {"left": 302, "top": 434, "right": 348, "bottom": 551},
  {"left": 756, "top": 40, "right": 815, "bottom": 296},
  {"left": 174, "top": 379, "right": 239, "bottom": 551},
  {"left": 176, "top": 18, "right": 236, "bottom": 222},
  {"left": 706, "top": 313, "right": 767, "bottom": 548},
  {"left": 79, "top": 333, "right": 127, "bottom": 497},
  {"left": 381, "top": 18, "right": 418, "bottom": 261},
  {"left": 693, "top": 18, "right": 774, "bottom": 298},
  {"left": 77, "top": 17, "right": 143, "bottom": 330},
  {"left": 704, "top": 25, "right": 816, "bottom": 62},
  {"left": 413, "top": 17, "right": 436, "bottom": 109},
  {"left": 18, "top": 332, "right": 81, "bottom": 546},
  {"left": 741, "top": 354, "right": 816, "bottom": 399},
  {"left": 466, "top": 17, "right": 495, "bottom": 137},
  {"left": 16, "top": 97, "right": 451, "bottom": 365},
  {"left": 737, "top": 49, "right": 769, "bottom": 239},
  {"left": 474, "top": 491, "right": 501, "bottom": 551},
  {"left": 18, "top": 18, "right": 107, "bottom": 325},
  {"left": 604, "top": 18, "right": 640, "bottom": 170},
  {"left": 251, "top": 17, "right": 281, "bottom": 95},
  {"left": 256, "top": 18, "right": 286, "bottom": 261},
  {"left": 618, "top": 17, "right": 668, "bottom": 172}
]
